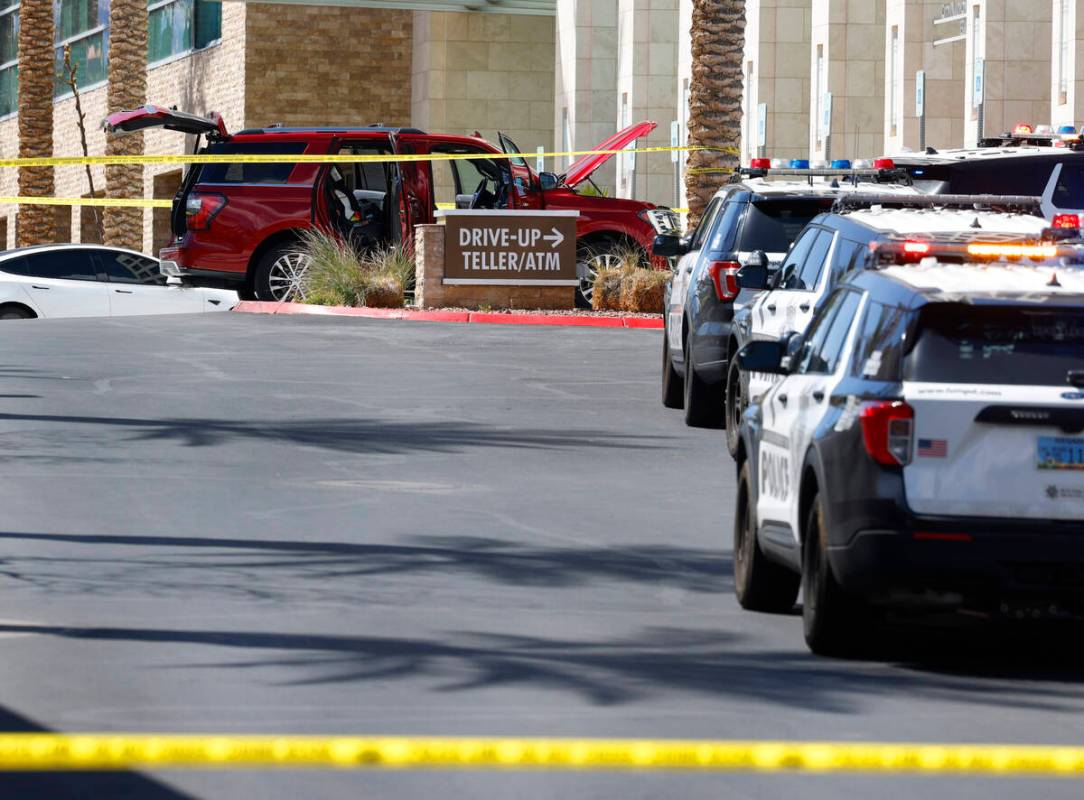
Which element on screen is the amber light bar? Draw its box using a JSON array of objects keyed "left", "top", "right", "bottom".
[{"left": 966, "top": 243, "right": 1059, "bottom": 258}]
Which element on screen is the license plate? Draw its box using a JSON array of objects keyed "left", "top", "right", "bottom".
[{"left": 1037, "top": 436, "right": 1084, "bottom": 470}]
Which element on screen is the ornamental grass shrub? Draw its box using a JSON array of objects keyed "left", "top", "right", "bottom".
[
  {"left": 298, "top": 228, "right": 411, "bottom": 308},
  {"left": 590, "top": 242, "right": 666, "bottom": 313}
]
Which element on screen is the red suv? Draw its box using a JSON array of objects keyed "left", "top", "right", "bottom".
[{"left": 106, "top": 106, "right": 679, "bottom": 305}]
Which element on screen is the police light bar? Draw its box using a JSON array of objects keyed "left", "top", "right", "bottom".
[
  {"left": 870, "top": 239, "right": 1084, "bottom": 266},
  {"left": 833, "top": 193, "right": 1042, "bottom": 213}
]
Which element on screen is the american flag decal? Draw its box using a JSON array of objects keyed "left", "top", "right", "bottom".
[{"left": 918, "top": 438, "right": 948, "bottom": 458}]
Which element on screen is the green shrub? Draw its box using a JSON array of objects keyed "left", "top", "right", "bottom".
[{"left": 297, "top": 229, "right": 412, "bottom": 308}]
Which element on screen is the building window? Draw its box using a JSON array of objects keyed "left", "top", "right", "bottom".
[
  {"left": 54, "top": 0, "right": 109, "bottom": 96},
  {"left": 0, "top": 0, "right": 17, "bottom": 117},
  {"left": 889, "top": 27, "right": 899, "bottom": 135},
  {"left": 1058, "top": 0, "right": 1071, "bottom": 104},
  {"left": 148, "top": 0, "right": 220, "bottom": 64}
]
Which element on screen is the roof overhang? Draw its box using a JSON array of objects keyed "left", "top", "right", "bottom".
[{"left": 221, "top": 0, "right": 555, "bottom": 14}]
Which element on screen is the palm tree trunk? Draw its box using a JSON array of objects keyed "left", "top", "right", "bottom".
[
  {"left": 103, "top": 0, "right": 147, "bottom": 251},
  {"left": 684, "top": 0, "right": 745, "bottom": 228},
  {"left": 16, "top": 0, "right": 55, "bottom": 246}
]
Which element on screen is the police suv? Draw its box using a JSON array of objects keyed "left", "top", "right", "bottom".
[
  {"left": 732, "top": 241, "right": 1084, "bottom": 656},
  {"left": 658, "top": 162, "right": 916, "bottom": 428},
  {"left": 724, "top": 194, "right": 1055, "bottom": 455}
]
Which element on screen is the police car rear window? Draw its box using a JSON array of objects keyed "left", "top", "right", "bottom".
[
  {"left": 197, "top": 142, "right": 308, "bottom": 184},
  {"left": 903, "top": 305, "right": 1084, "bottom": 386},
  {"left": 736, "top": 200, "right": 829, "bottom": 254}
]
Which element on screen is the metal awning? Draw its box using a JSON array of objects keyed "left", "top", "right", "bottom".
[{"left": 224, "top": 0, "right": 555, "bottom": 14}]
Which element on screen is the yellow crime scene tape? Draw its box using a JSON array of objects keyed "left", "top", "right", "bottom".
[
  {"left": 0, "top": 734, "right": 1081, "bottom": 774},
  {"left": 0, "top": 196, "right": 170, "bottom": 208},
  {"left": 0, "top": 145, "right": 705, "bottom": 169}
]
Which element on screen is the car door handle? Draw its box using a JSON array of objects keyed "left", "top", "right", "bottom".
[
  {"left": 799, "top": 303, "right": 811, "bottom": 312},
  {"left": 812, "top": 390, "right": 825, "bottom": 403},
  {"left": 114, "top": 289, "right": 134, "bottom": 294},
  {"left": 777, "top": 393, "right": 788, "bottom": 406},
  {"left": 767, "top": 304, "right": 777, "bottom": 312},
  {"left": 31, "top": 285, "right": 50, "bottom": 290}
]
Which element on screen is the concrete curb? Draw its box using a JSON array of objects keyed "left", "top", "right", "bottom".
[{"left": 233, "top": 301, "right": 663, "bottom": 329}]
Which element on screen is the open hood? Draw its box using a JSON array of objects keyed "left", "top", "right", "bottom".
[
  {"left": 562, "top": 121, "right": 657, "bottom": 187},
  {"left": 104, "top": 105, "right": 229, "bottom": 139}
]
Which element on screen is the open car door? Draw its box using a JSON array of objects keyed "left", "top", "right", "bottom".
[
  {"left": 389, "top": 133, "right": 435, "bottom": 248},
  {"left": 497, "top": 132, "right": 538, "bottom": 207}
]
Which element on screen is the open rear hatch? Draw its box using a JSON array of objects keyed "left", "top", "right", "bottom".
[
  {"left": 104, "top": 105, "right": 228, "bottom": 139},
  {"left": 561, "top": 121, "right": 657, "bottom": 188},
  {"left": 902, "top": 302, "right": 1084, "bottom": 521}
]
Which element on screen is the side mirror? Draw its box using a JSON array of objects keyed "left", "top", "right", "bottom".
[
  {"left": 652, "top": 233, "right": 688, "bottom": 259},
  {"left": 778, "top": 332, "right": 804, "bottom": 372},
  {"left": 539, "top": 171, "right": 560, "bottom": 190},
  {"left": 736, "top": 340, "right": 788, "bottom": 374},
  {"left": 737, "top": 253, "right": 770, "bottom": 290}
]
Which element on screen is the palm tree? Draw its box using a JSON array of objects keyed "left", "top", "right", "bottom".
[
  {"left": 15, "top": 0, "right": 55, "bottom": 246},
  {"left": 103, "top": 0, "right": 146, "bottom": 251},
  {"left": 684, "top": 0, "right": 745, "bottom": 228}
]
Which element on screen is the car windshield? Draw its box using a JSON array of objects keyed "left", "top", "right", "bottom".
[
  {"left": 904, "top": 304, "right": 1084, "bottom": 385},
  {"left": 733, "top": 199, "right": 830, "bottom": 253}
]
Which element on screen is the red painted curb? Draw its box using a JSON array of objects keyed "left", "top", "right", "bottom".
[{"left": 233, "top": 301, "right": 663, "bottom": 329}]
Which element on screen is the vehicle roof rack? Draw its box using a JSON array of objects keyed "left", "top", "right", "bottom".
[{"left": 832, "top": 193, "right": 1042, "bottom": 213}]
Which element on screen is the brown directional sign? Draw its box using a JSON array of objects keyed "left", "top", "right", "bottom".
[{"left": 441, "top": 211, "right": 579, "bottom": 285}]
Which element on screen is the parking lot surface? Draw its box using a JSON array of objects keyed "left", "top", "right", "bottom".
[{"left": 0, "top": 313, "right": 1082, "bottom": 798}]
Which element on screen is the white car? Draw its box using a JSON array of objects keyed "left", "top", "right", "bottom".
[{"left": 0, "top": 244, "right": 237, "bottom": 320}]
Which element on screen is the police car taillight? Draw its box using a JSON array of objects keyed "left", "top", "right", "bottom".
[
  {"left": 706, "top": 261, "right": 741, "bottom": 302},
  {"left": 1052, "top": 213, "right": 1080, "bottom": 229},
  {"left": 860, "top": 401, "right": 913, "bottom": 467}
]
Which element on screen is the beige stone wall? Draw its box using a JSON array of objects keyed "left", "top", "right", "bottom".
[
  {"left": 411, "top": 11, "right": 555, "bottom": 152},
  {"left": 810, "top": 0, "right": 885, "bottom": 161},
  {"left": 616, "top": 0, "right": 679, "bottom": 206},
  {"left": 0, "top": 3, "right": 247, "bottom": 252},
  {"left": 554, "top": 0, "right": 619, "bottom": 191},
  {"left": 965, "top": 0, "right": 1052, "bottom": 146},
  {"left": 743, "top": 0, "right": 812, "bottom": 163},
  {"left": 884, "top": 0, "right": 966, "bottom": 153},
  {"left": 245, "top": 5, "right": 412, "bottom": 128}
]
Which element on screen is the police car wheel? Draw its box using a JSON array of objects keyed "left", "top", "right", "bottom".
[
  {"left": 802, "top": 494, "right": 873, "bottom": 656},
  {"left": 661, "top": 326, "right": 683, "bottom": 409},
  {"left": 733, "top": 463, "right": 800, "bottom": 612},
  {"left": 683, "top": 339, "right": 723, "bottom": 428},
  {"left": 725, "top": 359, "right": 745, "bottom": 457}
]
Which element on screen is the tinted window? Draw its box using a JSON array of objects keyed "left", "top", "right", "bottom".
[
  {"left": 949, "top": 161, "right": 1053, "bottom": 196},
  {"left": 18, "top": 250, "right": 99, "bottom": 281},
  {"left": 736, "top": 200, "right": 830, "bottom": 253},
  {"left": 1053, "top": 164, "right": 1084, "bottom": 209},
  {"left": 801, "top": 290, "right": 862, "bottom": 374},
  {"left": 691, "top": 197, "right": 725, "bottom": 250},
  {"left": 904, "top": 305, "right": 1084, "bottom": 386},
  {"left": 779, "top": 227, "right": 818, "bottom": 280},
  {"left": 828, "top": 238, "right": 863, "bottom": 285},
  {"left": 794, "top": 230, "right": 833, "bottom": 290},
  {"left": 98, "top": 251, "right": 165, "bottom": 285},
  {"left": 795, "top": 289, "right": 847, "bottom": 372},
  {"left": 198, "top": 142, "right": 307, "bottom": 184},
  {"left": 850, "top": 300, "right": 914, "bottom": 381},
  {"left": 707, "top": 200, "right": 744, "bottom": 253}
]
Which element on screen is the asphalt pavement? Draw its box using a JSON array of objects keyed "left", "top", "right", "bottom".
[{"left": 0, "top": 312, "right": 1082, "bottom": 799}]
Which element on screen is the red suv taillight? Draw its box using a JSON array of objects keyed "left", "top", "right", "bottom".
[
  {"left": 706, "top": 260, "right": 741, "bottom": 302},
  {"left": 859, "top": 401, "right": 914, "bottom": 466},
  {"left": 185, "top": 192, "right": 227, "bottom": 231}
]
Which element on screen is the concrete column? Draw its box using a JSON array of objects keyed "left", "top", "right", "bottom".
[
  {"left": 616, "top": 0, "right": 679, "bottom": 204},
  {"left": 884, "top": 0, "right": 966, "bottom": 154},
  {"left": 554, "top": 0, "right": 619, "bottom": 192},
  {"left": 1050, "top": 0, "right": 1083, "bottom": 131},
  {"left": 743, "top": 0, "right": 812, "bottom": 163},
  {"left": 964, "top": 0, "right": 1051, "bottom": 146},
  {"left": 810, "top": 0, "right": 885, "bottom": 161}
]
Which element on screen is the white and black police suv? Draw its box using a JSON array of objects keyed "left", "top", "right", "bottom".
[{"left": 731, "top": 239, "right": 1084, "bottom": 656}]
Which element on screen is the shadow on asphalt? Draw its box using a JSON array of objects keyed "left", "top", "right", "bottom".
[
  {"left": 0, "top": 413, "right": 666, "bottom": 455},
  {"left": 0, "top": 532, "right": 730, "bottom": 594},
  {"left": 1, "top": 620, "right": 1083, "bottom": 712},
  {"left": 0, "top": 705, "right": 191, "bottom": 798}
]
